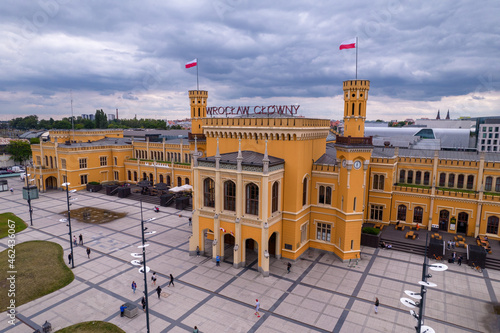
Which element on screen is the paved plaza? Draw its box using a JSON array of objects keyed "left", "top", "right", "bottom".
[{"left": 1, "top": 178, "right": 499, "bottom": 333}]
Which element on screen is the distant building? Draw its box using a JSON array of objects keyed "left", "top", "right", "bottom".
[
  {"left": 108, "top": 114, "right": 116, "bottom": 121},
  {"left": 81, "top": 114, "right": 95, "bottom": 121},
  {"left": 478, "top": 119, "right": 500, "bottom": 152},
  {"left": 415, "top": 118, "right": 476, "bottom": 129}
]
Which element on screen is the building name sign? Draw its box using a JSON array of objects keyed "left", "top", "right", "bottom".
[{"left": 207, "top": 105, "right": 300, "bottom": 116}]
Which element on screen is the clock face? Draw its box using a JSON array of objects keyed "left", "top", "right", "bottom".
[
  {"left": 342, "top": 159, "right": 347, "bottom": 168},
  {"left": 354, "top": 160, "right": 362, "bottom": 170}
]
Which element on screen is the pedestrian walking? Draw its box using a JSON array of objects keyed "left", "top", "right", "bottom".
[
  {"left": 452, "top": 241, "right": 455, "bottom": 249},
  {"left": 216, "top": 255, "right": 220, "bottom": 266},
  {"left": 156, "top": 286, "right": 162, "bottom": 299},
  {"left": 168, "top": 274, "right": 174, "bottom": 287},
  {"left": 131, "top": 281, "right": 137, "bottom": 293},
  {"left": 79, "top": 234, "right": 83, "bottom": 245},
  {"left": 73, "top": 235, "right": 77, "bottom": 247},
  {"left": 141, "top": 296, "right": 146, "bottom": 312},
  {"left": 151, "top": 272, "right": 157, "bottom": 286},
  {"left": 68, "top": 253, "right": 72, "bottom": 265},
  {"left": 193, "top": 326, "right": 199, "bottom": 333},
  {"left": 188, "top": 217, "right": 192, "bottom": 227},
  {"left": 447, "top": 240, "right": 451, "bottom": 250},
  {"left": 287, "top": 262, "right": 291, "bottom": 274},
  {"left": 458, "top": 255, "right": 462, "bottom": 266},
  {"left": 374, "top": 298, "right": 380, "bottom": 314},
  {"left": 255, "top": 299, "right": 260, "bottom": 317},
  {"left": 86, "top": 247, "right": 91, "bottom": 258},
  {"left": 196, "top": 246, "right": 200, "bottom": 257},
  {"left": 452, "top": 251, "right": 457, "bottom": 263}
]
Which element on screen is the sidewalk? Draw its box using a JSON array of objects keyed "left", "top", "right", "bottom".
[{"left": 1, "top": 178, "right": 499, "bottom": 332}]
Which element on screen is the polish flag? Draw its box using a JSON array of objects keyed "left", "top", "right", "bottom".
[
  {"left": 220, "top": 227, "right": 226, "bottom": 233},
  {"left": 339, "top": 39, "right": 356, "bottom": 50},
  {"left": 185, "top": 59, "right": 198, "bottom": 68}
]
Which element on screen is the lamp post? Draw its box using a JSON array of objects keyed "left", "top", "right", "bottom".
[
  {"left": 62, "top": 182, "right": 76, "bottom": 269},
  {"left": 25, "top": 173, "right": 34, "bottom": 226}
]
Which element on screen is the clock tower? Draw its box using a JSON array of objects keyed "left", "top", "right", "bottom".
[{"left": 335, "top": 80, "right": 373, "bottom": 260}]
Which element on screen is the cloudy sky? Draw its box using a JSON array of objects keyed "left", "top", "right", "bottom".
[{"left": 1, "top": 0, "right": 499, "bottom": 122}]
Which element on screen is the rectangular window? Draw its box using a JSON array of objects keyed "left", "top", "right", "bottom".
[
  {"left": 316, "top": 223, "right": 331, "bottom": 242},
  {"left": 370, "top": 205, "right": 383, "bottom": 221},
  {"left": 301, "top": 223, "right": 308, "bottom": 243},
  {"left": 482, "top": 127, "right": 486, "bottom": 132},
  {"left": 36, "top": 156, "right": 41, "bottom": 166},
  {"left": 483, "top": 133, "right": 487, "bottom": 138},
  {"left": 114, "top": 171, "right": 119, "bottom": 180},
  {"left": 79, "top": 158, "right": 87, "bottom": 169},
  {"left": 62, "top": 175, "right": 67, "bottom": 184},
  {"left": 61, "top": 159, "right": 66, "bottom": 169},
  {"left": 100, "top": 156, "right": 107, "bottom": 166},
  {"left": 114, "top": 157, "right": 118, "bottom": 165},
  {"left": 80, "top": 174, "right": 88, "bottom": 185}
]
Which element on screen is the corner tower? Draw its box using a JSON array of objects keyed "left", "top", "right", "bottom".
[
  {"left": 190, "top": 90, "right": 208, "bottom": 136},
  {"left": 343, "top": 80, "right": 369, "bottom": 137}
]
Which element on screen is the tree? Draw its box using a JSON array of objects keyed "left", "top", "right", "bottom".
[
  {"left": 95, "top": 109, "right": 108, "bottom": 129},
  {"left": 5, "top": 140, "right": 32, "bottom": 165}
]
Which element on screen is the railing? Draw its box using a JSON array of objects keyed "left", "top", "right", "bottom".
[
  {"left": 312, "top": 164, "right": 336, "bottom": 172},
  {"left": 335, "top": 136, "right": 373, "bottom": 145},
  {"left": 393, "top": 185, "right": 431, "bottom": 194},
  {"left": 202, "top": 117, "right": 330, "bottom": 128},
  {"left": 482, "top": 194, "right": 500, "bottom": 202},
  {"left": 435, "top": 189, "right": 478, "bottom": 199},
  {"left": 188, "top": 133, "right": 206, "bottom": 140},
  {"left": 125, "top": 160, "right": 191, "bottom": 169}
]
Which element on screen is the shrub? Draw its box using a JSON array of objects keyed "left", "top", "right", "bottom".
[
  {"left": 88, "top": 181, "right": 100, "bottom": 185},
  {"left": 362, "top": 227, "right": 380, "bottom": 235}
]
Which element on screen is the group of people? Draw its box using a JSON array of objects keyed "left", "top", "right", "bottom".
[
  {"left": 380, "top": 241, "right": 392, "bottom": 249},
  {"left": 447, "top": 240, "right": 457, "bottom": 249},
  {"left": 449, "top": 251, "right": 463, "bottom": 265}
]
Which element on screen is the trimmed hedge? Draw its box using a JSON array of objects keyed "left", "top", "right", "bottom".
[{"left": 362, "top": 227, "right": 381, "bottom": 235}]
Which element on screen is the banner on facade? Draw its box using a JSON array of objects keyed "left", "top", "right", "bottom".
[{"left": 207, "top": 105, "right": 300, "bottom": 116}]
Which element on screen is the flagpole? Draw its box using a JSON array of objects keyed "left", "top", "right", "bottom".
[
  {"left": 355, "top": 37, "right": 358, "bottom": 80},
  {"left": 196, "top": 59, "right": 199, "bottom": 91}
]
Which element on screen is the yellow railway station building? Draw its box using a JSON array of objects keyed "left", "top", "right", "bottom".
[{"left": 28, "top": 80, "right": 500, "bottom": 276}]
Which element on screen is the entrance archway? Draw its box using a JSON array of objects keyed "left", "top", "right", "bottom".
[
  {"left": 439, "top": 210, "right": 449, "bottom": 231},
  {"left": 45, "top": 176, "right": 57, "bottom": 190},
  {"left": 243, "top": 238, "right": 259, "bottom": 266},
  {"left": 268, "top": 232, "right": 279, "bottom": 257},
  {"left": 457, "top": 212, "right": 468, "bottom": 234},
  {"left": 223, "top": 233, "right": 235, "bottom": 264},
  {"left": 201, "top": 228, "right": 213, "bottom": 257}
]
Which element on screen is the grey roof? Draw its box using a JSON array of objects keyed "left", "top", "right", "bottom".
[
  {"left": 123, "top": 129, "right": 189, "bottom": 138},
  {"left": 372, "top": 147, "right": 500, "bottom": 162},
  {"left": 58, "top": 137, "right": 132, "bottom": 148},
  {"left": 19, "top": 130, "right": 46, "bottom": 139},
  {"left": 315, "top": 143, "right": 337, "bottom": 165},
  {"left": 199, "top": 150, "right": 284, "bottom": 167},
  {"left": 484, "top": 119, "right": 500, "bottom": 124}
]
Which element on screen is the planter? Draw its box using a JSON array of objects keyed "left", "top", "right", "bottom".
[
  {"left": 86, "top": 184, "right": 102, "bottom": 192},
  {"left": 361, "top": 232, "right": 381, "bottom": 248}
]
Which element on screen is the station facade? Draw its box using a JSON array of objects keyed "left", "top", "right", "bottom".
[{"left": 28, "top": 80, "right": 500, "bottom": 276}]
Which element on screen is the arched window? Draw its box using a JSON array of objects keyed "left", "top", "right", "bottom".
[
  {"left": 485, "top": 176, "right": 493, "bottom": 191},
  {"left": 325, "top": 186, "right": 332, "bottom": 205},
  {"left": 448, "top": 173, "right": 455, "bottom": 188},
  {"left": 272, "top": 182, "right": 279, "bottom": 213},
  {"left": 166, "top": 175, "right": 171, "bottom": 186},
  {"left": 203, "top": 178, "right": 215, "bottom": 208},
  {"left": 486, "top": 216, "right": 499, "bottom": 234},
  {"left": 177, "top": 177, "right": 182, "bottom": 186},
  {"left": 149, "top": 173, "right": 153, "bottom": 182},
  {"left": 399, "top": 170, "right": 406, "bottom": 183},
  {"left": 224, "top": 181, "right": 236, "bottom": 211},
  {"left": 159, "top": 174, "right": 163, "bottom": 183},
  {"left": 407, "top": 170, "right": 413, "bottom": 184},
  {"left": 373, "top": 174, "right": 379, "bottom": 189},
  {"left": 133, "top": 171, "right": 137, "bottom": 181},
  {"left": 302, "top": 178, "right": 308, "bottom": 206},
  {"left": 358, "top": 104, "right": 361, "bottom": 115},
  {"left": 467, "top": 175, "right": 474, "bottom": 189},
  {"left": 457, "top": 174, "right": 464, "bottom": 188},
  {"left": 397, "top": 204, "right": 407, "bottom": 221},
  {"left": 127, "top": 170, "right": 131, "bottom": 181},
  {"left": 496, "top": 178, "right": 500, "bottom": 192},
  {"left": 142, "top": 172, "right": 147, "bottom": 181},
  {"left": 413, "top": 206, "right": 423, "bottom": 224},
  {"left": 246, "top": 183, "right": 259, "bottom": 215},
  {"left": 351, "top": 103, "right": 355, "bottom": 115},
  {"left": 423, "top": 172, "right": 430, "bottom": 185},
  {"left": 353, "top": 197, "right": 357, "bottom": 211},
  {"left": 438, "top": 173, "right": 446, "bottom": 187},
  {"left": 319, "top": 185, "right": 325, "bottom": 204},
  {"left": 415, "top": 171, "right": 422, "bottom": 184},
  {"left": 185, "top": 177, "right": 189, "bottom": 185}
]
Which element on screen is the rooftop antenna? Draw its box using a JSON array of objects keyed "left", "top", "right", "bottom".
[{"left": 70, "top": 90, "right": 75, "bottom": 143}]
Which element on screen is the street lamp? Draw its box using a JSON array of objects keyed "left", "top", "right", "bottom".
[
  {"left": 24, "top": 173, "right": 35, "bottom": 226},
  {"left": 401, "top": 234, "right": 448, "bottom": 333},
  {"left": 62, "top": 182, "right": 77, "bottom": 269},
  {"left": 130, "top": 200, "right": 156, "bottom": 333}
]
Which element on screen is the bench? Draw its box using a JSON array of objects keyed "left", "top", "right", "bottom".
[
  {"left": 395, "top": 225, "right": 405, "bottom": 231},
  {"left": 456, "top": 241, "right": 467, "bottom": 248},
  {"left": 431, "top": 233, "right": 442, "bottom": 240},
  {"left": 374, "top": 224, "right": 385, "bottom": 230},
  {"left": 454, "top": 235, "right": 465, "bottom": 242},
  {"left": 405, "top": 231, "right": 417, "bottom": 240}
]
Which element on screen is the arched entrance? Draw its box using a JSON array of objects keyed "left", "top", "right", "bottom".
[
  {"left": 243, "top": 238, "right": 259, "bottom": 266},
  {"left": 457, "top": 212, "right": 468, "bottom": 234},
  {"left": 439, "top": 210, "right": 449, "bottom": 231},
  {"left": 223, "top": 233, "right": 235, "bottom": 264},
  {"left": 45, "top": 176, "right": 57, "bottom": 190},
  {"left": 201, "top": 228, "right": 213, "bottom": 257},
  {"left": 268, "top": 232, "right": 279, "bottom": 257}
]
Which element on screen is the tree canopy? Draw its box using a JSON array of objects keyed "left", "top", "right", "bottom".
[{"left": 5, "top": 140, "right": 32, "bottom": 165}]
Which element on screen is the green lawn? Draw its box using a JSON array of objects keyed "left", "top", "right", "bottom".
[
  {"left": 0, "top": 241, "right": 74, "bottom": 312},
  {"left": 56, "top": 321, "right": 125, "bottom": 333},
  {"left": 0, "top": 212, "right": 27, "bottom": 239}
]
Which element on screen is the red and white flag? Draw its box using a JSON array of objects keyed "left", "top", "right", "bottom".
[
  {"left": 339, "top": 38, "right": 356, "bottom": 50},
  {"left": 220, "top": 227, "right": 226, "bottom": 233},
  {"left": 185, "top": 59, "right": 198, "bottom": 68}
]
